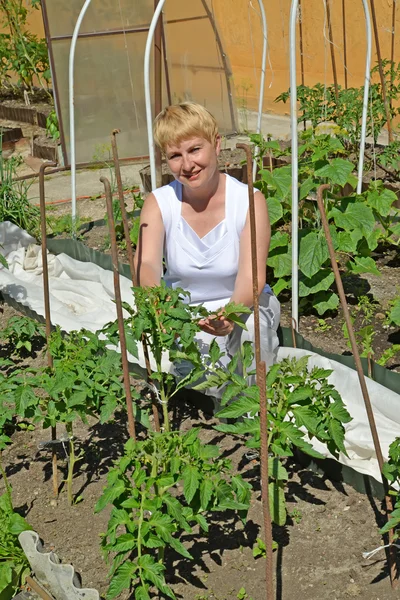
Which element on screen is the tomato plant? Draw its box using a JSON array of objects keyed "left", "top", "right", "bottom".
[{"left": 96, "top": 428, "right": 251, "bottom": 600}]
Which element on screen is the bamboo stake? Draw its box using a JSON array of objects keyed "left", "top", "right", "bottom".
[
  {"left": 316, "top": 184, "right": 397, "bottom": 588},
  {"left": 237, "top": 143, "right": 274, "bottom": 600},
  {"left": 326, "top": 0, "right": 339, "bottom": 102},
  {"left": 390, "top": 0, "right": 397, "bottom": 104},
  {"left": 342, "top": 0, "right": 348, "bottom": 88},
  {"left": 154, "top": 0, "right": 163, "bottom": 188},
  {"left": 101, "top": 176, "right": 136, "bottom": 441},
  {"left": 298, "top": 0, "right": 306, "bottom": 130},
  {"left": 369, "top": 0, "right": 393, "bottom": 142},
  {"left": 39, "top": 161, "right": 58, "bottom": 499},
  {"left": 110, "top": 130, "right": 160, "bottom": 432}
]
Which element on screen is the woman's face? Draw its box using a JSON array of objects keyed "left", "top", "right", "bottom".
[{"left": 165, "top": 135, "right": 221, "bottom": 190}]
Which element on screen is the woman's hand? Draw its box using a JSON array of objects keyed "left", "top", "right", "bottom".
[{"left": 198, "top": 313, "right": 234, "bottom": 336}]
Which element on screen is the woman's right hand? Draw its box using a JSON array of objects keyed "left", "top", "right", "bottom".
[{"left": 198, "top": 314, "right": 234, "bottom": 337}]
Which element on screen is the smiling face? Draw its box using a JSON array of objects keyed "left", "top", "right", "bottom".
[{"left": 165, "top": 135, "right": 221, "bottom": 190}]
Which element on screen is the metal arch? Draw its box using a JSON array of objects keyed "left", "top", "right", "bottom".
[
  {"left": 68, "top": 0, "right": 93, "bottom": 233},
  {"left": 144, "top": 0, "right": 166, "bottom": 191},
  {"left": 145, "top": 0, "right": 269, "bottom": 191},
  {"left": 289, "top": 0, "right": 372, "bottom": 330},
  {"left": 253, "top": 0, "right": 268, "bottom": 181}
]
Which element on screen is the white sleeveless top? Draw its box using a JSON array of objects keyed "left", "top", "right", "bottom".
[{"left": 153, "top": 174, "right": 256, "bottom": 310}]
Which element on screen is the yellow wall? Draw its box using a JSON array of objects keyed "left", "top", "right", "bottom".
[
  {"left": 214, "top": 0, "right": 398, "bottom": 114},
  {"left": 25, "top": 0, "right": 398, "bottom": 115}
]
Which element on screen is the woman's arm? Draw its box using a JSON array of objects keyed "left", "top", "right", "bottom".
[
  {"left": 133, "top": 193, "right": 165, "bottom": 287},
  {"left": 198, "top": 190, "right": 270, "bottom": 336}
]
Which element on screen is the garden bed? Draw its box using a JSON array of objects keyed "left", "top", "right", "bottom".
[{"left": 0, "top": 303, "right": 399, "bottom": 600}]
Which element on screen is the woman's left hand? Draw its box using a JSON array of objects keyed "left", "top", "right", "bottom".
[{"left": 198, "top": 314, "right": 234, "bottom": 336}]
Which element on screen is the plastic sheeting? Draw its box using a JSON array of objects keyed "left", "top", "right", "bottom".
[
  {"left": 1, "top": 222, "right": 400, "bottom": 486},
  {"left": 44, "top": 0, "right": 236, "bottom": 164}
]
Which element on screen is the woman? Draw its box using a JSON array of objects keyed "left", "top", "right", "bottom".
[{"left": 134, "top": 102, "right": 280, "bottom": 382}]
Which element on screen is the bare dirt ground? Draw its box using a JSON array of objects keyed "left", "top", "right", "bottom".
[{"left": 1, "top": 302, "right": 400, "bottom": 600}]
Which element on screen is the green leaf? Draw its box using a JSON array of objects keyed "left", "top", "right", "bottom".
[
  {"left": 272, "top": 278, "right": 290, "bottom": 296},
  {"left": 268, "top": 167, "right": 292, "bottom": 198},
  {"left": 100, "top": 396, "right": 118, "bottom": 424},
  {"left": 328, "top": 419, "right": 347, "bottom": 456},
  {"left": 268, "top": 246, "right": 292, "bottom": 279},
  {"left": 112, "top": 533, "right": 137, "bottom": 553},
  {"left": 367, "top": 188, "right": 397, "bottom": 217},
  {"left": 299, "top": 270, "right": 334, "bottom": 297},
  {"left": 281, "top": 422, "right": 325, "bottom": 459},
  {"left": 8, "top": 513, "right": 32, "bottom": 535},
  {"left": 287, "top": 386, "right": 314, "bottom": 404},
  {"left": 0, "top": 563, "right": 12, "bottom": 592},
  {"left": 330, "top": 400, "right": 352, "bottom": 424},
  {"left": 144, "top": 534, "right": 165, "bottom": 549},
  {"left": 182, "top": 465, "right": 200, "bottom": 504},
  {"left": 347, "top": 256, "right": 380, "bottom": 276},
  {"left": 331, "top": 203, "right": 375, "bottom": 235},
  {"left": 379, "top": 510, "right": 400, "bottom": 534},
  {"left": 135, "top": 585, "right": 151, "bottom": 600},
  {"left": 299, "top": 232, "right": 329, "bottom": 279},
  {"left": 300, "top": 177, "right": 317, "bottom": 200},
  {"left": 199, "top": 444, "right": 219, "bottom": 460},
  {"left": 266, "top": 363, "right": 280, "bottom": 386},
  {"left": 312, "top": 291, "right": 339, "bottom": 315},
  {"left": 67, "top": 391, "right": 87, "bottom": 408},
  {"left": 138, "top": 555, "right": 175, "bottom": 599},
  {"left": 292, "top": 406, "right": 319, "bottom": 435},
  {"left": 266, "top": 197, "right": 283, "bottom": 225},
  {"left": 270, "top": 231, "right": 289, "bottom": 251},
  {"left": 336, "top": 230, "right": 363, "bottom": 253},
  {"left": 216, "top": 395, "right": 259, "bottom": 419},
  {"left": 314, "top": 158, "right": 354, "bottom": 186},
  {"left": 268, "top": 457, "right": 289, "bottom": 481},
  {"left": 269, "top": 482, "right": 286, "bottom": 526},
  {"left": 200, "top": 479, "right": 213, "bottom": 510},
  {"left": 209, "top": 339, "right": 223, "bottom": 364},
  {"left": 389, "top": 299, "right": 400, "bottom": 326},
  {"left": 163, "top": 496, "right": 192, "bottom": 533},
  {"left": 168, "top": 536, "right": 193, "bottom": 559},
  {"left": 95, "top": 479, "right": 125, "bottom": 513},
  {"left": 107, "top": 562, "right": 137, "bottom": 599}
]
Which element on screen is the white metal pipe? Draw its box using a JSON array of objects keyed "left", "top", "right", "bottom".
[
  {"left": 144, "top": 0, "right": 167, "bottom": 191},
  {"left": 253, "top": 0, "right": 268, "bottom": 180},
  {"left": 68, "top": 0, "right": 93, "bottom": 233},
  {"left": 289, "top": 0, "right": 299, "bottom": 331},
  {"left": 357, "top": 0, "right": 372, "bottom": 194}
]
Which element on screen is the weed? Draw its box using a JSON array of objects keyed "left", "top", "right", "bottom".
[
  {"left": 46, "top": 110, "right": 59, "bottom": 142},
  {"left": 0, "top": 137, "right": 41, "bottom": 239},
  {"left": 289, "top": 507, "right": 303, "bottom": 524},
  {"left": 315, "top": 318, "right": 332, "bottom": 333},
  {"left": 252, "top": 537, "right": 278, "bottom": 559}
]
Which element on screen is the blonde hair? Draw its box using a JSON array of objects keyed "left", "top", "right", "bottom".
[{"left": 153, "top": 102, "right": 219, "bottom": 151}]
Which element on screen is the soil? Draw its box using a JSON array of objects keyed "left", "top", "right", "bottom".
[{"left": 1, "top": 293, "right": 400, "bottom": 600}]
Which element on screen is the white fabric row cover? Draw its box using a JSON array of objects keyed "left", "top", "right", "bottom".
[{"left": 0, "top": 221, "right": 399, "bottom": 485}]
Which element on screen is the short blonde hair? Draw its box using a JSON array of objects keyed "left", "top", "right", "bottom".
[{"left": 153, "top": 102, "right": 219, "bottom": 151}]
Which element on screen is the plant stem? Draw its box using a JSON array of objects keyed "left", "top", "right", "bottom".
[
  {"left": 159, "top": 382, "right": 170, "bottom": 432},
  {"left": 65, "top": 423, "right": 75, "bottom": 506}
]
